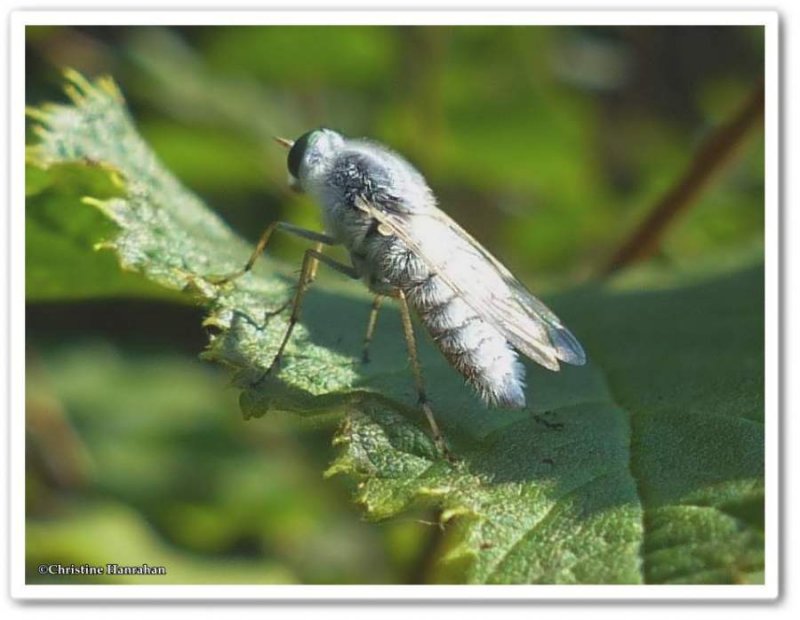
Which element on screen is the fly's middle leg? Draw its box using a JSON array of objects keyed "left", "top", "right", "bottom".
[
  {"left": 265, "top": 241, "right": 325, "bottom": 319},
  {"left": 362, "top": 295, "right": 384, "bottom": 363},
  {"left": 397, "top": 290, "right": 450, "bottom": 458},
  {"left": 258, "top": 248, "right": 358, "bottom": 381}
]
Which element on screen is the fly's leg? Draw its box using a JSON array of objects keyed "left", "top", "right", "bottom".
[
  {"left": 362, "top": 295, "right": 384, "bottom": 364},
  {"left": 264, "top": 241, "right": 325, "bottom": 319},
  {"left": 397, "top": 290, "right": 450, "bottom": 458},
  {"left": 209, "top": 221, "right": 337, "bottom": 285},
  {"left": 257, "top": 249, "right": 358, "bottom": 382}
]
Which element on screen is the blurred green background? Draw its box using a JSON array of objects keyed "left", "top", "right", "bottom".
[{"left": 25, "top": 25, "right": 764, "bottom": 584}]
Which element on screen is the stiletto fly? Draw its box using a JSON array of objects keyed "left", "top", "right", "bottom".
[{"left": 214, "top": 128, "right": 586, "bottom": 454}]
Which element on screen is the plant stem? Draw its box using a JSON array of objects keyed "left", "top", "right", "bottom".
[{"left": 601, "top": 81, "right": 765, "bottom": 277}]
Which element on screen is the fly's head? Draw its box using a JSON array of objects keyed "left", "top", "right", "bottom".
[{"left": 275, "top": 128, "right": 344, "bottom": 193}]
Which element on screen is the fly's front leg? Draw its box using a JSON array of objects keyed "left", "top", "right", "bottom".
[
  {"left": 209, "top": 221, "right": 337, "bottom": 285},
  {"left": 397, "top": 290, "right": 450, "bottom": 458},
  {"left": 362, "top": 295, "right": 384, "bottom": 363},
  {"left": 259, "top": 249, "right": 358, "bottom": 380}
]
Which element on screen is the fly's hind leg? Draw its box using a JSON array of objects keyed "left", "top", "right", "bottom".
[
  {"left": 397, "top": 290, "right": 450, "bottom": 458},
  {"left": 257, "top": 248, "right": 358, "bottom": 382}
]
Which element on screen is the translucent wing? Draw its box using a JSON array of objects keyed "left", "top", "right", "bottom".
[{"left": 356, "top": 197, "right": 587, "bottom": 371}]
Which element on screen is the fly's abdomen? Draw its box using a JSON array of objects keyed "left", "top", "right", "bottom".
[{"left": 406, "top": 276, "right": 526, "bottom": 409}]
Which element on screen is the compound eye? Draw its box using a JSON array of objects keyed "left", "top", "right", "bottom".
[{"left": 287, "top": 131, "right": 315, "bottom": 178}]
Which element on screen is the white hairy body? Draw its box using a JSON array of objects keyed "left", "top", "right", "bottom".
[
  {"left": 306, "top": 138, "right": 526, "bottom": 407},
  {"left": 295, "top": 130, "right": 585, "bottom": 409}
]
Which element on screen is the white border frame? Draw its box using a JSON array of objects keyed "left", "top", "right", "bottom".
[{"left": 9, "top": 9, "right": 779, "bottom": 601}]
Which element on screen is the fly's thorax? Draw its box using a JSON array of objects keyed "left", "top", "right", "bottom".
[
  {"left": 308, "top": 155, "right": 379, "bottom": 245},
  {"left": 347, "top": 221, "right": 431, "bottom": 295},
  {"left": 313, "top": 139, "right": 437, "bottom": 234}
]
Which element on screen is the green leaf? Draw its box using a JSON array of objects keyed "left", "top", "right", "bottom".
[
  {"left": 25, "top": 160, "right": 181, "bottom": 301},
  {"left": 27, "top": 71, "right": 763, "bottom": 584}
]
